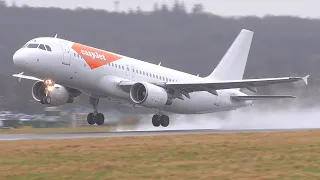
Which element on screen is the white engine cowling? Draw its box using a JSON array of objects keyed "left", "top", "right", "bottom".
[
  {"left": 32, "top": 81, "right": 75, "bottom": 106},
  {"left": 130, "top": 82, "right": 172, "bottom": 108}
]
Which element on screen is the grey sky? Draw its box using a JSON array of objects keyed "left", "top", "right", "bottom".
[{"left": 4, "top": 0, "right": 320, "bottom": 18}]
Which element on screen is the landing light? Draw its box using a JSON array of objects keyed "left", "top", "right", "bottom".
[{"left": 46, "top": 85, "right": 54, "bottom": 92}]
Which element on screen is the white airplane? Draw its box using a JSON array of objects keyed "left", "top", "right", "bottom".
[{"left": 12, "top": 29, "right": 308, "bottom": 127}]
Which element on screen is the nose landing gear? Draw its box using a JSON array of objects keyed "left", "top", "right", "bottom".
[
  {"left": 152, "top": 114, "right": 170, "bottom": 127},
  {"left": 41, "top": 96, "right": 51, "bottom": 104},
  {"left": 40, "top": 79, "right": 55, "bottom": 105}
]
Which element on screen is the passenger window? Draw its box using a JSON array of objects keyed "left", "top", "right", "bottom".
[
  {"left": 122, "top": 66, "right": 124, "bottom": 70},
  {"left": 38, "top": 44, "right": 46, "bottom": 51},
  {"left": 45, "top": 45, "right": 52, "bottom": 51},
  {"left": 115, "top": 64, "right": 117, "bottom": 68},
  {"left": 143, "top": 72, "right": 145, "bottom": 75},
  {"left": 27, "top": 43, "right": 39, "bottom": 48}
]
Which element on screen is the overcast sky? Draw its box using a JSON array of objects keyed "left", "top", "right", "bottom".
[{"left": 4, "top": 0, "right": 320, "bottom": 18}]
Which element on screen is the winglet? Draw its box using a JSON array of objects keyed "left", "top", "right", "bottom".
[
  {"left": 158, "top": 62, "right": 161, "bottom": 66},
  {"left": 54, "top": 34, "right": 58, "bottom": 38},
  {"left": 302, "top": 75, "right": 309, "bottom": 85}
]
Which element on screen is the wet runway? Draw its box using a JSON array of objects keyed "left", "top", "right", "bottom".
[{"left": 0, "top": 128, "right": 319, "bottom": 141}]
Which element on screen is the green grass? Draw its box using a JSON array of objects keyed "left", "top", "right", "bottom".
[{"left": 0, "top": 130, "right": 320, "bottom": 180}]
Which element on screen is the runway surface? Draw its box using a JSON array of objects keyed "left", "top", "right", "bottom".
[{"left": 0, "top": 128, "right": 319, "bottom": 141}]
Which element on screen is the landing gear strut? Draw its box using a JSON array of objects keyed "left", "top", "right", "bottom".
[
  {"left": 87, "top": 97, "right": 105, "bottom": 125},
  {"left": 152, "top": 114, "right": 170, "bottom": 127}
]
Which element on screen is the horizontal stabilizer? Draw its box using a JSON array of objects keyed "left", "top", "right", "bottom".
[{"left": 231, "top": 95, "right": 296, "bottom": 101}]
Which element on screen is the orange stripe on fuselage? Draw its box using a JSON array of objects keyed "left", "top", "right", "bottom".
[{"left": 71, "top": 43, "right": 122, "bottom": 69}]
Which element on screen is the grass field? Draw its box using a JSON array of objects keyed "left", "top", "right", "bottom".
[
  {"left": 0, "top": 130, "right": 320, "bottom": 180},
  {"left": 0, "top": 126, "right": 115, "bottom": 134}
]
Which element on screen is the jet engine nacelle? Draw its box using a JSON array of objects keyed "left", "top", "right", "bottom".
[
  {"left": 32, "top": 81, "right": 77, "bottom": 106},
  {"left": 130, "top": 82, "right": 172, "bottom": 108}
]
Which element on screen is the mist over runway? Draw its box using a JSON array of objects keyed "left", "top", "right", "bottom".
[{"left": 116, "top": 105, "right": 320, "bottom": 131}]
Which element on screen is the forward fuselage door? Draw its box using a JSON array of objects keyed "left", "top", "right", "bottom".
[{"left": 59, "top": 41, "right": 71, "bottom": 65}]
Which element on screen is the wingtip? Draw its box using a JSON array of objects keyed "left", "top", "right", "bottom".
[
  {"left": 241, "top": 29, "right": 254, "bottom": 34},
  {"left": 302, "top": 75, "right": 310, "bottom": 85}
]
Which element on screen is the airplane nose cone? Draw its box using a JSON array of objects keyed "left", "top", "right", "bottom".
[{"left": 13, "top": 49, "right": 26, "bottom": 67}]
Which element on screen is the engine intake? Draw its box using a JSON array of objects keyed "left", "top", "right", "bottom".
[{"left": 130, "top": 82, "right": 172, "bottom": 108}]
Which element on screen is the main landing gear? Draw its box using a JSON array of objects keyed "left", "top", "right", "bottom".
[
  {"left": 152, "top": 114, "right": 170, "bottom": 127},
  {"left": 87, "top": 111, "right": 105, "bottom": 125},
  {"left": 87, "top": 97, "right": 105, "bottom": 126}
]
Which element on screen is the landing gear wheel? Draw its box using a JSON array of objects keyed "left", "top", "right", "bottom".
[
  {"left": 95, "top": 113, "right": 105, "bottom": 126},
  {"left": 87, "top": 113, "right": 95, "bottom": 125},
  {"left": 41, "top": 96, "right": 51, "bottom": 104},
  {"left": 45, "top": 96, "right": 51, "bottom": 104},
  {"left": 152, "top": 114, "right": 161, "bottom": 127},
  {"left": 160, "top": 115, "right": 170, "bottom": 127}
]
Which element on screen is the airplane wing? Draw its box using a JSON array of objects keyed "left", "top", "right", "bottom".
[
  {"left": 13, "top": 72, "right": 43, "bottom": 82},
  {"left": 119, "top": 75, "right": 308, "bottom": 99}
]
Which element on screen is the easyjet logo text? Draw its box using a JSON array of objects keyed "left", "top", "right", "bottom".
[
  {"left": 72, "top": 43, "right": 122, "bottom": 69},
  {"left": 81, "top": 50, "right": 106, "bottom": 60}
]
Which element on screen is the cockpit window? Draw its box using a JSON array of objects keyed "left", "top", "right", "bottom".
[
  {"left": 38, "top": 44, "right": 46, "bottom": 51},
  {"left": 27, "top": 43, "right": 39, "bottom": 48},
  {"left": 45, "top": 45, "right": 52, "bottom": 52}
]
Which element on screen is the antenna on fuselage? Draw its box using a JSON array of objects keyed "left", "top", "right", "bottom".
[
  {"left": 54, "top": 34, "right": 58, "bottom": 38},
  {"left": 158, "top": 62, "right": 161, "bottom": 66}
]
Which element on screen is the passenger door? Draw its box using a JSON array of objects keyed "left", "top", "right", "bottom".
[
  {"left": 126, "top": 65, "right": 130, "bottom": 76},
  {"left": 59, "top": 41, "right": 71, "bottom": 65}
]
